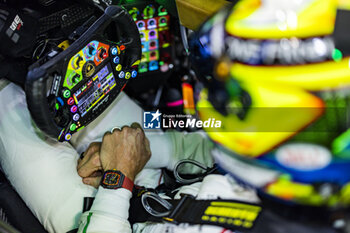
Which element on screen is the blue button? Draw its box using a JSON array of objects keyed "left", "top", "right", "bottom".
[
  {"left": 149, "top": 61, "right": 159, "bottom": 71},
  {"left": 131, "top": 70, "right": 137, "bottom": 78},
  {"left": 57, "top": 97, "right": 64, "bottom": 106},
  {"left": 118, "top": 71, "right": 125, "bottom": 79},
  {"left": 113, "top": 56, "right": 120, "bottom": 64},
  {"left": 87, "top": 45, "right": 97, "bottom": 57},
  {"left": 73, "top": 113, "right": 80, "bottom": 121},
  {"left": 111, "top": 47, "right": 118, "bottom": 55}
]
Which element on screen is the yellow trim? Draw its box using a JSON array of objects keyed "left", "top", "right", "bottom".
[
  {"left": 93, "top": 74, "right": 99, "bottom": 81},
  {"left": 197, "top": 81, "right": 324, "bottom": 156},
  {"left": 266, "top": 179, "right": 315, "bottom": 200},
  {"left": 211, "top": 202, "right": 261, "bottom": 211},
  {"left": 73, "top": 95, "right": 78, "bottom": 104},
  {"left": 57, "top": 40, "right": 70, "bottom": 50},
  {"left": 338, "top": 0, "right": 350, "bottom": 10},
  {"left": 132, "top": 60, "right": 141, "bottom": 66},
  {"left": 225, "top": 0, "right": 337, "bottom": 39},
  {"left": 163, "top": 217, "right": 174, "bottom": 222},
  {"left": 231, "top": 58, "right": 350, "bottom": 91}
]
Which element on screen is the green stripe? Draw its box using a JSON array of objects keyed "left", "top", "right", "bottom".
[{"left": 83, "top": 212, "right": 93, "bottom": 233}]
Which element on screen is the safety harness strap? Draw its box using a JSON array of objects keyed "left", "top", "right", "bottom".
[
  {"left": 79, "top": 189, "right": 262, "bottom": 232},
  {"left": 76, "top": 162, "right": 262, "bottom": 231},
  {"left": 128, "top": 192, "right": 263, "bottom": 231},
  {"left": 156, "top": 163, "right": 220, "bottom": 197}
]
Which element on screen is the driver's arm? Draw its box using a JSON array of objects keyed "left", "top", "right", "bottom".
[
  {"left": 77, "top": 123, "right": 151, "bottom": 233},
  {"left": 77, "top": 188, "right": 132, "bottom": 233}
]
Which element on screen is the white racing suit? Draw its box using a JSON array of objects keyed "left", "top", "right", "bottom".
[
  {"left": 0, "top": 81, "right": 258, "bottom": 233},
  {"left": 78, "top": 172, "right": 259, "bottom": 233}
]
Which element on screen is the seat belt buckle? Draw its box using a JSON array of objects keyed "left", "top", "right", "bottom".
[{"left": 164, "top": 194, "right": 195, "bottom": 224}]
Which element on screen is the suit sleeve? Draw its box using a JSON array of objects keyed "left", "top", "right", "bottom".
[
  {"left": 166, "top": 131, "right": 215, "bottom": 172},
  {"left": 78, "top": 187, "right": 132, "bottom": 233},
  {"left": 144, "top": 130, "right": 215, "bottom": 172}
]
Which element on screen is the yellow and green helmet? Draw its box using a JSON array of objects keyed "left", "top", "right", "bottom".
[{"left": 190, "top": 0, "right": 350, "bottom": 209}]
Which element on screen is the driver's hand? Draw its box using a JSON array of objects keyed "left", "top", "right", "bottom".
[
  {"left": 77, "top": 142, "right": 103, "bottom": 188},
  {"left": 100, "top": 123, "right": 151, "bottom": 181}
]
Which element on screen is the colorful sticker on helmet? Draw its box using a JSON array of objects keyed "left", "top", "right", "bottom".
[{"left": 276, "top": 143, "right": 331, "bottom": 171}]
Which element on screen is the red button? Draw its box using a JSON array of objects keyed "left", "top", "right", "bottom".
[
  {"left": 120, "top": 45, "right": 125, "bottom": 51},
  {"left": 67, "top": 97, "right": 75, "bottom": 105}
]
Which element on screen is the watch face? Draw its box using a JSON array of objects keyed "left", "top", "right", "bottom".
[
  {"left": 104, "top": 172, "right": 121, "bottom": 185},
  {"left": 101, "top": 170, "right": 124, "bottom": 189}
]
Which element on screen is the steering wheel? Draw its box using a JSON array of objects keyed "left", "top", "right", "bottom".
[{"left": 25, "top": 6, "right": 141, "bottom": 142}]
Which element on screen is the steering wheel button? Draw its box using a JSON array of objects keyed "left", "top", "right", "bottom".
[
  {"left": 137, "top": 21, "right": 145, "bottom": 29},
  {"left": 120, "top": 45, "right": 125, "bottom": 51},
  {"left": 131, "top": 70, "right": 137, "bottom": 78},
  {"left": 56, "top": 97, "right": 64, "bottom": 106},
  {"left": 111, "top": 47, "right": 118, "bottom": 55},
  {"left": 125, "top": 72, "right": 131, "bottom": 79},
  {"left": 70, "top": 124, "right": 77, "bottom": 131},
  {"left": 55, "top": 103, "right": 59, "bottom": 110},
  {"left": 67, "top": 97, "right": 75, "bottom": 105},
  {"left": 119, "top": 71, "right": 125, "bottom": 79},
  {"left": 87, "top": 45, "right": 97, "bottom": 57},
  {"left": 116, "top": 64, "right": 122, "bottom": 71},
  {"left": 98, "top": 48, "right": 107, "bottom": 60},
  {"left": 72, "top": 74, "right": 81, "bottom": 84},
  {"left": 113, "top": 56, "right": 120, "bottom": 64},
  {"left": 63, "top": 90, "right": 71, "bottom": 98},
  {"left": 65, "top": 133, "right": 72, "bottom": 141},
  {"left": 73, "top": 56, "right": 84, "bottom": 69},
  {"left": 71, "top": 105, "right": 78, "bottom": 113},
  {"left": 73, "top": 113, "right": 80, "bottom": 121}
]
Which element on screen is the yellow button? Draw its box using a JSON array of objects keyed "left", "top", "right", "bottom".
[
  {"left": 116, "top": 64, "right": 122, "bottom": 71},
  {"left": 125, "top": 72, "right": 131, "bottom": 79}
]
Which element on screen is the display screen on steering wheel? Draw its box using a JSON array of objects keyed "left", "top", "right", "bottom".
[{"left": 25, "top": 6, "right": 141, "bottom": 142}]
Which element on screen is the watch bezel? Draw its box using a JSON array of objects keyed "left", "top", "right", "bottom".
[{"left": 101, "top": 170, "right": 125, "bottom": 189}]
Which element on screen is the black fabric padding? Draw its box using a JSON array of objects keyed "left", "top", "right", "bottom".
[
  {"left": 0, "top": 172, "right": 47, "bottom": 233},
  {"left": 0, "top": 58, "right": 28, "bottom": 88},
  {"left": 26, "top": 67, "right": 61, "bottom": 138},
  {"left": 333, "top": 9, "right": 350, "bottom": 56},
  {"left": 0, "top": 5, "right": 39, "bottom": 87},
  {"left": 0, "top": 4, "right": 38, "bottom": 58}
]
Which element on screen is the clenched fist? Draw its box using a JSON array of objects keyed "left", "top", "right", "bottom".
[
  {"left": 100, "top": 123, "right": 151, "bottom": 181},
  {"left": 77, "top": 142, "right": 103, "bottom": 188}
]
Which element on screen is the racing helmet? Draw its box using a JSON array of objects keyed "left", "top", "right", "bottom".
[{"left": 190, "top": 0, "right": 350, "bottom": 212}]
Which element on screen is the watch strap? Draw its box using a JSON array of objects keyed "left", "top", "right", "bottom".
[
  {"left": 121, "top": 175, "right": 134, "bottom": 192},
  {"left": 101, "top": 170, "right": 134, "bottom": 192}
]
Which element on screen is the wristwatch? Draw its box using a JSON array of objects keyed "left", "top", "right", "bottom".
[{"left": 100, "top": 170, "right": 134, "bottom": 192}]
